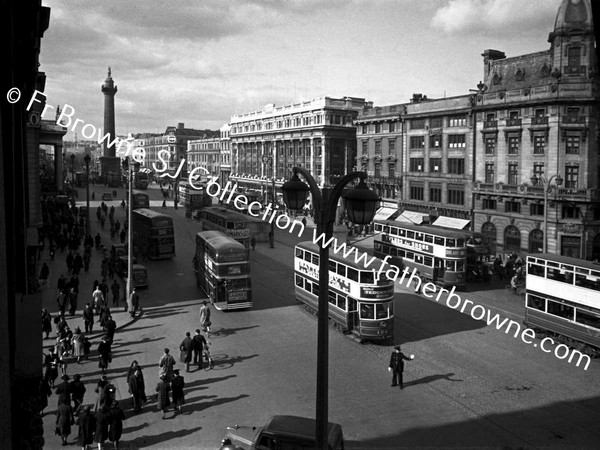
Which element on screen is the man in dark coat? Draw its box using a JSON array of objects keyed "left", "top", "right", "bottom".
[
  {"left": 69, "top": 374, "right": 86, "bottom": 413},
  {"left": 105, "top": 315, "right": 117, "bottom": 343},
  {"left": 98, "top": 338, "right": 112, "bottom": 374},
  {"left": 111, "top": 279, "right": 120, "bottom": 307},
  {"left": 155, "top": 375, "right": 171, "bottom": 419},
  {"left": 76, "top": 405, "right": 96, "bottom": 450},
  {"left": 108, "top": 401, "right": 126, "bottom": 450},
  {"left": 55, "top": 374, "right": 71, "bottom": 407},
  {"left": 179, "top": 332, "right": 193, "bottom": 372},
  {"left": 94, "top": 406, "right": 110, "bottom": 448},
  {"left": 171, "top": 369, "right": 185, "bottom": 414},
  {"left": 388, "top": 346, "right": 412, "bottom": 389},
  {"left": 55, "top": 402, "right": 74, "bottom": 446},
  {"left": 127, "top": 362, "right": 146, "bottom": 413},
  {"left": 83, "top": 303, "right": 94, "bottom": 333},
  {"left": 192, "top": 329, "right": 208, "bottom": 368}
]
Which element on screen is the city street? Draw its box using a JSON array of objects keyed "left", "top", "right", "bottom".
[{"left": 40, "top": 183, "right": 600, "bottom": 449}]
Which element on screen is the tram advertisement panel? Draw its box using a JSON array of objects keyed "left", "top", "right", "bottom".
[
  {"left": 382, "top": 235, "right": 433, "bottom": 254},
  {"left": 361, "top": 284, "right": 394, "bottom": 299}
]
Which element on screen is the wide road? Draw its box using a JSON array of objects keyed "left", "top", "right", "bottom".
[{"left": 40, "top": 182, "right": 600, "bottom": 449}]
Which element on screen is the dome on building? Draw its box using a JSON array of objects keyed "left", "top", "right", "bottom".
[{"left": 553, "top": 0, "right": 594, "bottom": 34}]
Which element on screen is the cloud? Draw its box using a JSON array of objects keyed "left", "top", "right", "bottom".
[{"left": 431, "top": 0, "right": 561, "bottom": 34}]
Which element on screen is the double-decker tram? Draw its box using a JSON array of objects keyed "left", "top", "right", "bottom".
[
  {"left": 374, "top": 221, "right": 467, "bottom": 289},
  {"left": 524, "top": 254, "right": 600, "bottom": 354},
  {"left": 132, "top": 191, "right": 150, "bottom": 210},
  {"left": 201, "top": 207, "right": 250, "bottom": 248},
  {"left": 134, "top": 170, "right": 150, "bottom": 189},
  {"left": 194, "top": 231, "right": 252, "bottom": 310},
  {"left": 294, "top": 241, "right": 395, "bottom": 342},
  {"left": 178, "top": 181, "right": 212, "bottom": 209},
  {"left": 132, "top": 208, "right": 175, "bottom": 260}
]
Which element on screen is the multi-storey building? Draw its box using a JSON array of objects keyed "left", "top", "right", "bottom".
[
  {"left": 355, "top": 0, "right": 599, "bottom": 260},
  {"left": 219, "top": 124, "right": 231, "bottom": 187},
  {"left": 472, "top": 0, "right": 599, "bottom": 259},
  {"left": 229, "top": 96, "right": 370, "bottom": 199},
  {"left": 187, "top": 136, "right": 222, "bottom": 181}
]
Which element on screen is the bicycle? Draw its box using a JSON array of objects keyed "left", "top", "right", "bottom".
[{"left": 203, "top": 342, "right": 214, "bottom": 370}]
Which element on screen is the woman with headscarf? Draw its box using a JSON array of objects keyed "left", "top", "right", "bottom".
[
  {"left": 108, "top": 401, "right": 126, "bottom": 450},
  {"left": 75, "top": 405, "right": 96, "bottom": 450},
  {"left": 55, "top": 400, "right": 74, "bottom": 446},
  {"left": 126, "top": 361, "right": 146, "bottom": 413}
]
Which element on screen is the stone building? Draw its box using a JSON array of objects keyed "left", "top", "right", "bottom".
[
  {"left": 187, "top": 136, "right": 222, "bottom": 181},
  {"left": 229, "top": 96, "right": 370, "bottom": 201}
]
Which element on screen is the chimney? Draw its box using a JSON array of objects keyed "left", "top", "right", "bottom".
[
  {"left": 177, "top": 122, "right": 184, "bottom": 130},
  {"left": 482, "top": 49, "right": 506, "bottom": 76}
]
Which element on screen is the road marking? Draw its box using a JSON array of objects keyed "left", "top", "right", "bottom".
[{"left": 176, "top": 273, "right": 185, "bottom": 276}]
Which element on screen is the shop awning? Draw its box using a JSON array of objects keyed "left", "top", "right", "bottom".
[
  {"left": 432, "top": 216, "right": 470, "bottom": 230},
  {"left": 373, "top": 207, "right": 397, "bottom": 222},
  {"left": 395, "top": 211, "right": 429, "bottom": 224}
]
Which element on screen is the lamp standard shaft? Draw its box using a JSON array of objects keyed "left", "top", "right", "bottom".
[
  {"left": 543, "top": 183, "right": 548, "bottom": 254},
  {"left": 126, "top": 161, "right": 133, "bottom": 303},
  {"left": 85, "top": 159, "right": 90, "bottom": 236}
]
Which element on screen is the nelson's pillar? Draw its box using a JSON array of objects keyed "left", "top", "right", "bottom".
[{"left": 99, "top": 67, "right": 121, "bottom": 185}]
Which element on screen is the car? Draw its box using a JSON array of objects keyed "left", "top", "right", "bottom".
[
  {"left": 115, "top": 255, "right": 137, "bottom": 278},
  {"left": 110, "top": 244, "right": 126, "bottom": 262},
  {"left": 101, "top": 192, "right": 113, "bottom": 201},
  {"left": 220, "top": 415, "right": 344, "bottom": 450}
]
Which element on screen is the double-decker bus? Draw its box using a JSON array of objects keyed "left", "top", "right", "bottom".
[
  {"left": 194, "top": 231, "right": 252, "bottom": 310},
  {"left": 524, "top": 254, "right": 600, "bottom": 354},
  {"left": 201, "top": 207, "right": 250, "bottom": 248},
  {"left": 132, "top": 192, "right": 150, "bottom": 210},
  {"left": 134, "top": 170, "right": 150, "bottom": 189},
  {"left": 132, "top": 208, "right": 175, "bottom": 260},
  {"left": 374, "top": 221, "right": 467, "bottom": 289},
  {"left": 294, "top": 241, "right": 395, "bottom": 342},
  {"left": 178, "top": 181, "right": 212, "bottom": 209}
]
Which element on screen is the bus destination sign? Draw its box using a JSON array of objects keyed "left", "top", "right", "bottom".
[
  {"left": 227, "top": 229, "right": 250, "bottom": 239},
  {"left": 360, "top": 285, "right": 394, "bottom": 299}
]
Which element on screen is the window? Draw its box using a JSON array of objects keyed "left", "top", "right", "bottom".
[
  {"left": 568, "top": 46, "right": 581, "bottom": 67},
  {"left": 411, "top": 119, "right": 425, "bottom": 130},
  {"left": 533, "top": 135, "right": 546, "bottom": 154},
  {"left": 482, "top": 198, "right": 497, "bottom": 210},
  {"left": 448, "top": 158, "right": 465, "bottom": 175},
  {"left": 505, "top": 201, "right": 521, "bottom": 213},
  {"left": 508, "top": 136, "right": 520, "bottom": 154},
  {"left": 565, "top": 165, "right": 578, "bottom": 188},
  {"left": 508, "top": 162, "right": 518, "bottom": 185},
  {"left": 562, "top": 205, "right": 580, "bottom": 219},
  {"left": 410, "top": 136, "right": 425, "bottom": 148},
  {"left": 374, "top": 163, "right": 381, "bottom": 178},
  {"left": 430, "top": 185, "right": 442, "bottom": 203},
  {"left": 375, "top": 123, "right": 381, "bottom": 133},
  {"left": 388, "top": 164, "right": 395, "bottom": 178},
  {"left": 448, "top": 134, "right": 466, "bottom": 148},
  {"left": 375, "top": 141, "right": 382, "bottom": 155},
  {"left": 410, "top": 183, "right": 424, "bottom": 200},
  {"left": 530, "top": 203, "right": 544, "bottom": 216},
  {"left": 389, "top": 122, "right": 395, "bottom": 132},
  {"left": 533, "top": 163, "right": 544, "bottom": 181},
  {"left": 565, "top": 135, "right": 580, "bottom": 154},
  {"left": 547, "top": 299, "right": 574, "bottom": 320},
  {"left": 534, "top": 108, "right": 546, "bottom": 118},
  {"left": 361, "top": 124, "right": 367, "bottom": 134},
  {"left": 509, "top": 110, "right": 519, "bottom": 120},
  {"left": 485, "top": 137, "right": 496, "bottom": 154},
  {"left": 361, "top": 141, "right": 368, "bottom": 155},
  {"left": 429, "top": 158, "right": 441, "bottom": 173},
  {"left": 430, "top": 117, "right": 443, "bottom": 128},
  {"left": 448, "top": 115, "right": 467, "bottom": 127},
  {"left": 447, "top": 185, "right": 464, "bottom": 205},
  {"left": 388, "top": 139, "right": 396, "bottom": 154},
  {"left": 485, "top": 162, "right": 494, "bottom": 183},
  {"left": 430, "top": 134, "right": 442, "bottom": 148},
  {"left": 409, "top": 158, "right": 424, "bottom": 172}
]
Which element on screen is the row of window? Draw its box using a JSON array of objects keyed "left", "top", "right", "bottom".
[
  {"left": 481, "top": 198, "right": 581, "bottom": 219},
  {"left": 295, "top": 247, "right": 378, "bottom": 284},
  {"left": 411, "top": 115, "right": 467, "bottom": 130},
  {"left": 362, "top": 139, "right": 396, "bottom": 155},
  {"left": 527, "top": 263, "right": 600, "bottom": 291},
  {"left": 231, "top": 112, "right": 356, "bottom": 134},
  {"left": 483, "top": 134, "right": 580, "bottom": 155},
  {"left": 483, "top": 162, "right": 579, "bottom": 187},
  {"left": 373, "top": 223, "right": 465, "bottom": 248},
  {"left": 375, "top": 241, "right": 465, "bottom": 272},
  {"left": 409, "top": 157, "right": 465, "bottom": 175},
  {"left": 409, "top": 134, "right": 466, "bottom": 149},
  {"left": 527, "top": 295, "right": 600, "bottom": 328},
  {"left": 409, "top": 183, "right": 465, "bottom": 205}
]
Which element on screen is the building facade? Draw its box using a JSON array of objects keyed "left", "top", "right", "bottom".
[
  {"left": 229, "top": 96, "right": 370, "bottom": 200},
  {"left": 219, "top": 123, "right": 231, "bottom": 187},
  {"left": 187, "top": 136, "right": 222, "bottom": 181}
]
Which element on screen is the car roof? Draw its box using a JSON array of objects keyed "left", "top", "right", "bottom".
[{"left": 264, "top": 415, "right": 342, "bottom": 443}]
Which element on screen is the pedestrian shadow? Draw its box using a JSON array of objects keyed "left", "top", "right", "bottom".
[
  {"left": 180, "top": 393, "right": 250, "bottom": 413},
  {"left": 122, "top": 421, "right": 150, "bottom": 434},
  {"left": 112, "top": 336, "right": 165, "bottom": 348},
  {"left": 207, "top": 325, "right": 260, "bottom": 339},
  {"left": 404, "top": 372, "right": 463, "bottom": 388},
  {"left": 121, "top": 426, "right": 202, "bottom": 449},
  {"left": 115, "top": 324, "right": 158, "bottom": 333},
  {"left": 178, "top": 374, "right": 237, "bottom": 393}
]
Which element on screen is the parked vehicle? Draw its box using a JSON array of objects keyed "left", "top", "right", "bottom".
[{"left": 220, "top": 415, "right": 344, "bottom": 450}]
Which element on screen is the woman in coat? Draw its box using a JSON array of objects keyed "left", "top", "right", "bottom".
[
  {"left": 55, "top": 402, "right": 74, "bottom": 446},
  {"left": 108, "top": 401, "right": 126, "bottom": 450},
  {"left": 155, "top": 375, "right": 171, "bottom": 419},
  {"left": 127, "top": 361, "right": 146, "bottom": 413},
  {"left": 42, "top": 308, "right": 52, "bottom": 339},
  {"left": 171, "top": 369, "right": 185, "bottom": 414},
  {"left": 71, "top": 327, "right": 85, "bottom": 364},
  {"left": 97, "top": 338, "right": 112, "bottom": 374},
  {"left": 94, "top": 406, "right": 110, "bottom": 448},
  {"left": 75, "top": 405, "right": 96, "bottom": 450}
]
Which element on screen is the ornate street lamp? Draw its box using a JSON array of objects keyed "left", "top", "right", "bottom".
[
  {"left": 84, "top": 154, "right": 91, "bottom": 236},
  {"left": 281, "top": 167, "right": 379, "bottom": 450},
  {"left": 530, "top": 173, "right": 563, "bottom": 254}
]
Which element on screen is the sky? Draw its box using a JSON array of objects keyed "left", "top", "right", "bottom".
[{"left": 39, "top": 0, "right": 563, "bottom": 138}]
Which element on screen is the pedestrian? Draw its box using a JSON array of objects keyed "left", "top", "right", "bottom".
[
  {"left": 99, "top": 279, "right": 109, "bottom": 299},
  {"left": 126, "top": 361, "right": 147, "bottom": 413},
  {"left": 44, "top": 348, "right": 60, "bottom": 388},
  {"left": 92, "top": 286, "right": 104, "bottom": 313},
  {"left": 57, "top": 290, "right": 68, "bottom": 316},
  {"left": 388, "top": 346, "right": 413, "bottom": 389},
  {"left": 171, "top": 369, "right": 185, "bottom": 414},
  {"left": 99, "top": 302, "right": 111, "bottom": 330},
  {"left": 66, "top": 251, "right": 74, "bottom": 274},
  {"left": 39, "top": 262, "right": 50, "bottom": 285},
  {"left": 98, "top": 338, "right": 112, "bottom": 374},
  {"left": 162, "top": 199, "right": 166, "bottom": 209},
  {"left": 192, "top": 329, "right": 207, "bottom": 368},
  {"left": 199, "top": 300, "right": 211, "bottom": 338},
  {"left": 250, "top": 236, "right": 256, "bottom": 251},
  {"left": 158, "top": 348, "right": 175, "bottom": 382},
  {"left": 105, "top": 315, "right": 117, "bottom": 344},
  {"left": 301, "top": 216, "right": 307, "bottom": 227},
  {"left": 120, "top": 199, "right": 125, "bottom": 209},
  {"left": 40, "top": 378, "right": 52, "bottom": 415},
  {"left": 71, "top": 327, "right": 85, "bottom": 364},
  {"left": 179, "top": 332, "right": 193, "bottom": 372},
  {"left": 94, "top": 405, "right": 110, "bottom": 449},
  {"left": 83, "top": 303, "right": 94, "bottom": 333},
  {"left": 49, "top": 242, "right": 56, "bottom": 261},
  {"left": 119, "top": 229, "right": 126, "bottom": 244},
  {"left": 68, "top": 286, "right": 78, "bottom": 316},
  {"left": 75, "top": 405, "right": 96, "bottom": 450},
  {"left": 55, "top": 400, "right": 75, "bottom": 446},
  {"left": 93, "top": 375, "right": 108, "bottom": 412},
  {"left": 95, "top": 233, "right": 101, "bottom": 250},
  {"left": 155, "top": 375, "right": 171, "bottom": 419},
  {"left": 111, "top": 279, "right": 120, "bottom": 307},
  {"left": 55, "top": 374, "right": 72, "bottom": 407},
  {"left": 108, "top": 401, "right": 126, "bottom": 450},
  {"left": 83, "top": 252, "right": 90, "bottom": 273},
  {"left": 127, "top": 288, "right": 139, "bottom": 318},
  {"left": 42, "top": 308, "right": 53, "bottom": 339},
  {"left": 69, "top": 374, "right": 86, "bottom": 413},
  {"left": 57, "top": 273, "right": 67, "bottom": 293}
]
